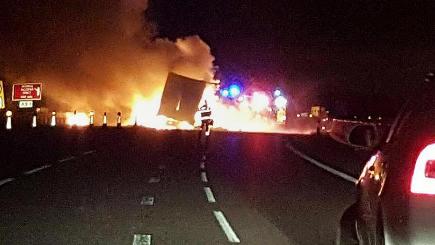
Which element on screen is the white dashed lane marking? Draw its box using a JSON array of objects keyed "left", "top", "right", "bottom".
[
  {"left": 0, "top": 178, "right": 15, "bottom": 187},
  {"left": 148, "top": 177, "right": 160, "bottom": 183},
  {"left": 23, "top": 164, "right": 52, "bottom": 175},
  {"left": 201, "top": 172, "right": 208, "bottom": 183},
  {"left": 200, "top": 161, "right": 205, "bottom": 169},
  {"left": 141, "top": 196, "right": 155, "bottom": 206},
  {"left": 204, "top": 187, "right": 216, "bottom": 203},
  {"left": 213, "top": 210, "right": 241, "bottom": 243},
  {"left": 58, "top": 156, "right": 76, "bottom": 163},
  {"left": 132, "top": 234, "right": 152, "bottom": 245}
]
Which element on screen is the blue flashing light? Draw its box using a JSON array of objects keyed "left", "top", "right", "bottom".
[
  {"left": 274, "top": 89, "right": 281, "bottom": 97},
  {"left": 221, "top": 89, "right": 229, "bottom": 97},
  {"left": 228, "top": 84, "right": 241, "bottom": 98}
]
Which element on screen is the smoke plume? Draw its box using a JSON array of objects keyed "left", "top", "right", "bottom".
[{"left": 0, "top": 0, "right": 215, "bottom": 113}]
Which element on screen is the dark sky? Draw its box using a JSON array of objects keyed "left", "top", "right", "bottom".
[
  {"left": 148, "top": 0, "right": 435, "bottom": 116},
  {"left": 0, "top": 0, "right": 434, "bottom": 117}
]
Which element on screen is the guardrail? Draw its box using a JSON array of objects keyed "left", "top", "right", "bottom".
[{"left": 329, "top": 118, "right": 389, "bottom": 148}]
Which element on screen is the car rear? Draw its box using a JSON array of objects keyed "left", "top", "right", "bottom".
[{"left": 380, "top": 80, "right": 435, "bottom": 244}]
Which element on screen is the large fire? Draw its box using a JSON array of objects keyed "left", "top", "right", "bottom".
[
  {"left": 125, "top": 84, "right": 278, "bottom": 132},
  {"left": 65, "top": 112, "right": 90, "bottom": 127},
  {"left": 196, "top": 85, "right": 276, "bottom": 132},
  {"left": 65, "top": 81, "right": 283, "bottom": 132},
  {"left": 6, "top": 0, "right": 300, "bottom": 134}
]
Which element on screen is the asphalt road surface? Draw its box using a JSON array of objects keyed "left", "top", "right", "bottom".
[{"left": 0, "top": 127, "right": 371, "bottom": 244}]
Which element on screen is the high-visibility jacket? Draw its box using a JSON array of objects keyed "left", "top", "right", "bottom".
[{"left": 200, "top": 106, "right": 212, "bottom": 121}]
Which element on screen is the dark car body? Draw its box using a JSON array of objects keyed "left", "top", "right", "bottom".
[{"left": 339, "top": 75, "right": 435, "bottom": 245}]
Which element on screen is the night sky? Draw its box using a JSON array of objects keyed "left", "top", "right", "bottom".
[
  {"left": 0, "top": 0, "right": 434, "bottom": 118},
  {"left": 148, "top": 0, "right": 435, "bottom": 117}
]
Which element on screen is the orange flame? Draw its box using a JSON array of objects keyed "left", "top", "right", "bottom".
[
  {"left": 66, "top": 112, "right": 90, "bottom": 126},
  {"left": 126, "top": 83, "right": 282, "bottom": 132}
]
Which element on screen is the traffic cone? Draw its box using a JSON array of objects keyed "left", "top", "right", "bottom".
[
  {"left": 89, "top": 111, "right": 95, "bottom": 127},
  {"left": 32, "top": 112, "right": 37, "bottom": 128},
  {"left": 5, "top": 110, "right": 12, "bottom": 130},
  {"left": 116, "top": 112, "right": 121, "bottom": 128},
  {"left": 50, "top": 112, "right": 56, "bottom": 127}
]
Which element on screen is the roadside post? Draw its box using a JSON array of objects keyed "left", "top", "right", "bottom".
[
  {"left": 5, "top": 110, "right": 12, "bottom": 130},
  {"left": 103, "top": 112, "right": 107, "bottom": 127},
  {"left": 32, "top": 111, "right": 37, "bottom": 128},
  {"left": 50, "top": 112, "right": 56, "bottom": 127},
  {"left": 117, "top": 112, "right": 122, "bottom": 128},
  {"left": 89, "top": 111, "right": 95, "bottom": 127}
]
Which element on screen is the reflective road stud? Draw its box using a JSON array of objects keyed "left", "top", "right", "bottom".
[
  {"left": 103, "top": 112, "right": 107, "bottom": 127},
  {"left": 50, "top": 112, "right": 56, "bottom": 127},
  {"left": 5, "top": 110, "right": 12, "bottom": 130}
]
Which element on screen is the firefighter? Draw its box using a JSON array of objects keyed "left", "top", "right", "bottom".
[{"left": 198, "top": 100, "right": 213, "bottom": 138}]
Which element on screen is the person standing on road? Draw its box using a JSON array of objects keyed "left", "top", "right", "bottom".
[{"left": 198, "top": 100, "right": 213, "bottom": 139}]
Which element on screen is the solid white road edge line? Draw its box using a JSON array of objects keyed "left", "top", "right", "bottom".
[
  {"left": 82, "top": 150, "right": 96, "bottom": 155},
  {"left": 132, "top": 234, "right": 152, "bottom": 245},
  {"left": 204, "top": 187, "right": 216, "bottom": 203},
  {"left": 58, "top": 156, "right": 76, "bottom": 163},
  {"left": 213, "top": 210, "right": 241, "bottom": 243},
  {"left": 0, "top": 178, "right": 15, "bottom": 187},
  {"left": 201, "top": 172, "right": 208, "bottom": 182},
  {"left": 23, "top": 165, "right": 52, "bottom": 175},
  {"left": 287, "top": 143, "right": 358, "bottom": 184}
]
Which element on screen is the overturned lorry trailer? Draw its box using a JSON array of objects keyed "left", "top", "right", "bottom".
[{"left": 158, "top": 72, "right": 207, "bottom": 125}]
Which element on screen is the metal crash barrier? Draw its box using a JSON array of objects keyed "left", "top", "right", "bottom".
[{"left": 329, "top": 119, "right": 383, "bottom": 148}]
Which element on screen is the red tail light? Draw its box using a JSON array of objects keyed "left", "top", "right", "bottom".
[{"left": 411, "top": 143, "right": 435, "bottom": 194}]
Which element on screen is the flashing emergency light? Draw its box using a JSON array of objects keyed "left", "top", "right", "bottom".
[
  {"left": 251, "top": 92, "right": 270, "bottom": 112},
  {"left": 221, "top": 89, "right": 229, "bottom": 97},
  {"left": 229, "top": 85, "right": 241, "bottom": 98},
  {"left": 274, "top": 96, "right": 287, "bottom": 108},
  {"left": 274, "top": 89, "right": 282, "bottom": 97}
]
